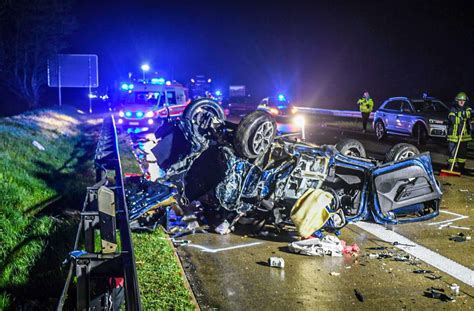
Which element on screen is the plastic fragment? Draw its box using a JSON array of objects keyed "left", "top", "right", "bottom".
[
  {"left": 268, "top": 257, "right": 285, "bottom": 268},
  {"left": 354, "top": 289, "right": 364, "bottom": 302}
]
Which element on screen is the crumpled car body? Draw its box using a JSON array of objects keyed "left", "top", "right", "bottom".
[{"left": 132, "top": 99, "right": 442, "bottom": 233}]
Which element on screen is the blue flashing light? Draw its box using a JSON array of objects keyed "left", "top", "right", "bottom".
[
  {"left": 215, "top": 90, "right": 222, "bottom": 96},
  {"left": 278, "top": 94, "right": 286, "bottom": 101},
  {"left": 136, "top": 111, "right": 144, "bottom": 118},
  {"left": 128, "top": 84, "right": 134, "bottom": 90},
  {"left": 151, "top": 78, "right": 165, "bottom": 85},
  {"left": 121, "top": 83, "right": 129, "bottom": 90},
  {"left": 134, "top": 128, "right": 142, "bottom": 134},
  {"left": 125, "top": 111, "right": 132, "bottom": 117}
]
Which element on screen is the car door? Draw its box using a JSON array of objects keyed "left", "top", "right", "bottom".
[
  {"left": 370, "top": 153, "right": 441, "bottom": 224},
  {"left": 382, "top": 100, "right": 402, "bottom": 132},
  {"left": 394, "top": 100, "right": 414, "bottom": 134}
]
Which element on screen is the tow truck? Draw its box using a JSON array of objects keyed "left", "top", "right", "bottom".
[{"left": 116, "top": 79, "right": 190, "bottom": 134}]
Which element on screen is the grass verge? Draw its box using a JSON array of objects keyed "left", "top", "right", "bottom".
[
  {"left": 119, "top": 133, "right": 195, "bottom": 310},
  {"left": 0, "top": 107, "right": 100, "bottom": 309}
]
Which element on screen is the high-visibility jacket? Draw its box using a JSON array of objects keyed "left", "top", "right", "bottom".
[
  {"left": 447, "top": 105, "right": 472, "bottom": 142},
  {"left": 357, "top": 97, "right": 374, "bottom": 113}
]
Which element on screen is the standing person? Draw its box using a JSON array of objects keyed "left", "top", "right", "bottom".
[
  {"left": 447, "top": 92, "right": 472, "bottom": 173},
  {"left": 357, "top": 91, "right": 374, "bottom": 133}
]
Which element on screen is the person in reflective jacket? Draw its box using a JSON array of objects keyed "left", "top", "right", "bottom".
[
  {"left": 357, "top": 91, "right": 374, "bottom": 133},
  {"left": 447, "top": 92, "right": 472, "bottom": 172}
]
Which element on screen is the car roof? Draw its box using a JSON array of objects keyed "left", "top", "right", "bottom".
[{"left": 385, "top": 97, "right": 442, "bottom": 102}]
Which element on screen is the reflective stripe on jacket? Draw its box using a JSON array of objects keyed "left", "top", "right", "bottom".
[
  {"left": 447, "top": 106, "right": 472, "bottom": 142},
  {"left": 358, "top": 97, "right": 374, "bottom": 113}
]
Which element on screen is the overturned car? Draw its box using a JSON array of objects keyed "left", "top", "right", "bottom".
[{"left": 127, "top": 99, "right": 442, "bottom": 236}]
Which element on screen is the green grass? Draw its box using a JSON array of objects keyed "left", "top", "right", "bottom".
[
  {"left": 0, "top": 107, "right": 99, "bottom": 309},
  {"left": 119, "top": 133, "right": 195, "bottom": 310}
]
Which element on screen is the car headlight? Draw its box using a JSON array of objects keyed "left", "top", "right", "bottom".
[
  {"left": 429, "top": 119, "right": 444, "bottom": 125},
  {"left": 269, "top": 108, "right": 279, "bottom": 115},
  {"left": 291, "top": 107, "right": 298, "bottom": 114},
  {"left": 119, "top": 110, "right": 124, "bottom": 117},
  {"left": 145, "top": 111, "right": 154, "bottom": 118}
]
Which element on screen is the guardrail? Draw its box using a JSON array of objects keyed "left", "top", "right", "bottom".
[
  {"left": 294, "top": 107, "right": 374, "bottom": 119},
  {"left": 58, "top": 115, "right": 141, "bottom": 310}
]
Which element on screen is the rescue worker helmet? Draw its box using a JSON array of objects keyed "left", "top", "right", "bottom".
[{"left": 455, "top": 92, "right": 468, "bottom": 101}]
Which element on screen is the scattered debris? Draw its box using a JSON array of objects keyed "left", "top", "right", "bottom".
[
  {"left": 172, "top": 239, "right": 190, "bottom": 246},
  {"left": 423, "top": 287, "right": 454, "bottom": 302},
  {"left": 32, "top": 140, "right": 45, "bottom": 151},
  {"left": 425, "top": 274, "right": 442, "bottom": 280},
  {"left": 341, "top": 241, "right": 360, "bottom": 255},
  {"left": 458, "top": 189, "right": 469, "bottom": 193},
  {"left": 392, "top": 241, "right": 415, "bottom": 247},
  {"left": 368, "top": 254, "right": 379, "bottom": 259},
  {"left": 450, "top": 284, "right": 460, "bottom": 296},
  {"left": 268, "top": 257, "right": 285, "bottom": 268},
  {"left": 354, "top": 289, "right": 364, "bottom": 302},
  {"left": 288, "top": 235, "right": 344, "bottom": 257},
  {"left": 449, "top": 232, "right": 471, "bottom": 242},
  {"left": 215, "top": 220, "right": 232, "bottom": 235},
  {"left": 330, "top": 272, "right": 340, "bottom": 276},
  {"left": 393, "top": 255, "right": 410, "bottom": 262},
  {"left": 413, "top": 269, "right": 433, "bottom": 274}
]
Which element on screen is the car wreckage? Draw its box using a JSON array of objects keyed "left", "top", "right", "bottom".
[{"left": 126, "top": 99, "right": 442, "bottom": 237}]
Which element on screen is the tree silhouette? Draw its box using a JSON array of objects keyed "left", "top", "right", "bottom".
[{"left": 0, "top": 0, "right": 76, "bottom": 109}]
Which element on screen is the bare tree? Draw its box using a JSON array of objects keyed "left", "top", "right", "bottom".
[{"left": 0, "top": 0, "right": 76, "bottom": 109}]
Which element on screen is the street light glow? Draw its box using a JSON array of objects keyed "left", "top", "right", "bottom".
[{"left": 141, "top": 64, "right": 150, "bottom": 71}]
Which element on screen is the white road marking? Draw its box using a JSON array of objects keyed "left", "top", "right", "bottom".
[
  {"left": 186, "top": 241, "right": 263, "bottom": 253},
  {"left": 428, "top": 210, "right": 468, "bottom": 226},
  {"left": 448, "top": 225, "right": 471, "bottom": 230},
  {"left": 355, "top": 221, "right": 474, "bottom": 287}
]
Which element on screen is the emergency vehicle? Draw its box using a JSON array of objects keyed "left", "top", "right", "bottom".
[{"left": 116, "top": 79, "right": 190, "bottom": 133}]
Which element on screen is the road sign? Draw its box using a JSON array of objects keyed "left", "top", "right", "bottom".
[
  {"left": 48, "top": 54, "right": 99, "bottom": 87},
  {"left": 47, "top": 54, "right": 99, "bottom": 112}
]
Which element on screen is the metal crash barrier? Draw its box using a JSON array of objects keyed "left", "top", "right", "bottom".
[{"left": 58, "top": 116, "right": 141, "bottom": 310}]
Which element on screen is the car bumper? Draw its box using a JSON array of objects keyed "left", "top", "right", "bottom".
[
  {"left": 428, "top": 124, "right": 447, "bottom": 137},
  {"left": 117, "top": 118, "right": 158, "bottom": 133}
]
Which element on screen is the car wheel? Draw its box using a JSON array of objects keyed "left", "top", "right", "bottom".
[
  {"left": 385, "top": 143, "right": 420, "bottom": 162},
  {"left": 234, "top": 110, "right": 277, "bottom": 159},
  {"left": 183, "top": 98, "right": 225, "bottom": 138},
  {"left": 413, "top": 123, "right": 428, "bottom": 146},
  {"left": 375, "top": 120, "right": 386, "bottom": 141},
  {"left": 335, "top": 139, "right": 367, "bottom": 158}
]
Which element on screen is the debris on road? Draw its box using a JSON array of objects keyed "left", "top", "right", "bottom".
[
  {"left": 450, "top": 284, "right": 460, "bottom": 296},
  {"left": 423, "top": 287, "right": 454, "bottom": 302},
  {"left": 288, "top": 235, "right": 344, "bottom": 257},
  {"left": 329, "top": 272, "right": 340, "bottom": 276},
  {"left": 413, "top": 269, "right": 434, "bottom": 274},
  {"left": 268, "top": 257, "right": 285, "bottom": 268},
  {"left": 449, "top": 232, "right": 471, "bottom": 242},
  {"left": 354, "top": 289, "right": 364, "bottom": 302}
]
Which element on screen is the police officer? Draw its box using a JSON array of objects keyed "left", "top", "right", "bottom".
[
  {"left": 357, "top": 91, "right": 374, "bottom": 133},
  {"left": 447, "top": 92, "right": 472, "bottom": 172}
]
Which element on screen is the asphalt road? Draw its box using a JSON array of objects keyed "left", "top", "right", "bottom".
[{"left": 172, "top": 116, "right": 474, "bottom": 310}]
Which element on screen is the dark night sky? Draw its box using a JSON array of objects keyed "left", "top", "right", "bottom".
[{"left": 71, "top": 0, "right": 474, "bottom": 109}]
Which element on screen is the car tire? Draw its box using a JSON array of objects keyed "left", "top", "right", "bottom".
[
  {"left": 335, "top": 139, "right": 367, "bottom": 158},
  {"left": 234, "top": 110, "right": 277, "bottom": 159},
  {"left": 182, "top": 98, "right": 225, "bottom": 139},
  {"left": 385, "top": 143, "right": 420, "bottom": 162},
  {"left": 374, "top": 120, "right": 387, "bottom": 141},
  {"left": 413, "top": 123, "right": 428, "bottom": 146}
]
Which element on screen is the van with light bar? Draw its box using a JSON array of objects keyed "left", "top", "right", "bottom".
[{"left": 116, "top": 80, "right": 189, "bottom": 133}]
